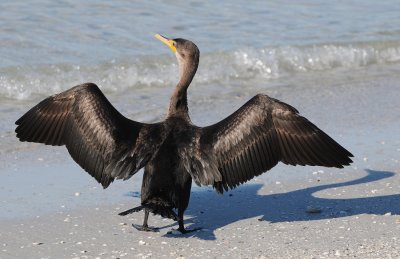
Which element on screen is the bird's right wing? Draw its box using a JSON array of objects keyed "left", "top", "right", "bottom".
[
  {"left": 15, "top": 83, "right": 165, "bottom": 188},
  {"left": 196, "top": 94, "right": 353, "bottom": 193}
]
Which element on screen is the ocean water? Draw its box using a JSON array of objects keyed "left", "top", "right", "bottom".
[
  {"left": 1, "top": 1, "right": 400, "bottom": 217},
  {"left": 1, "top": 0, "right": 400, "bottom": 99}
]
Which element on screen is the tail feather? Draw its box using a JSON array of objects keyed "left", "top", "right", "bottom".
[
  {"left": 118, "top": 205, "right": 144, "bottom": 216},
  {"left": 118, "top": 203, "right": 179, "bottom": 221}
]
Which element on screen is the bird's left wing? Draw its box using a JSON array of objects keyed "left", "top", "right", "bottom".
[
  {"left": 192, "top": 94, "right": 353, "bottom": 193},
  {"left": 15, "top": 83, "right": 165, "bottom": 188}
]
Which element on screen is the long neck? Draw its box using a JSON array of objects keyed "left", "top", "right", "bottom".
[{"left": 167, "top": 55, "right": 198, "bottom": 119}]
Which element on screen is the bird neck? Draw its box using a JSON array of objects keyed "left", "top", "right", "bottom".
[
  {"left": 167, "top": 57, "right": 198, "bottom": 119},
  {"left": 168, "top": 86, "right": 189, "bottom": 119}
]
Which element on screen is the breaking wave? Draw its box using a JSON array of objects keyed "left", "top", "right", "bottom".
[{"left": 1, "top": 40, "right": 400, "bottom": 100}]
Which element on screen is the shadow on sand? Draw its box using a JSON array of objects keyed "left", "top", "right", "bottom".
[{"left": 163, "top": 169, "right": 399, "bottom": 240}]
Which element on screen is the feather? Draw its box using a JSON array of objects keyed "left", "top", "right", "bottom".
[
  {"left": 195, "top": 94, "right": 353, "bottom": 192},
  {"left": 15, "top": 83, "right": 164, "bottom": 188}
]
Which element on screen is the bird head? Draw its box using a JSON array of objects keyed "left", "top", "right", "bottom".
[{"left": 155, "top": 34, "right": 200, "bottom": 75}]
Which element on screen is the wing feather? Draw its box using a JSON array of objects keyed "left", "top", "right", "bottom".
[
  {"left": 196, "top": 94, "right": 353, "bottom": 193},
  {"left": 15, "top": 83, "right": 164, "bottom": 188}
]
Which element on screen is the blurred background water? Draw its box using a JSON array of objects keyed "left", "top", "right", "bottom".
[{"left": 1, "top": 0, "right": 400, "bottom": 100}]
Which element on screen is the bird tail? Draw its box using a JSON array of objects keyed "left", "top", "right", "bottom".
[
  {"left": 118, "top": 205, "right": 145, "bottom": 216},
  {"left": 118, "top": 203, "right": 179, "bottom": 221}
]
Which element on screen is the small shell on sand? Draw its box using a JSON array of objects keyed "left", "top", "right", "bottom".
[{"left": 306, "top": 206, "right": 322, "bottom": 213}]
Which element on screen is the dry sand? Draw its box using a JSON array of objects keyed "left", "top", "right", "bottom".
[{"left": 1, "top": 168, "right": 400, "bottom": 258}]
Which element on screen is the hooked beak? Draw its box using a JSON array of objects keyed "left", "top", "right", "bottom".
[{"left": 155, "top": 34, "right": 177, "bottom": 53}]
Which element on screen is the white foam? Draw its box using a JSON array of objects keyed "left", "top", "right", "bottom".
[{"left": 1, "top": 41, "right": 400, "bottom": 100}]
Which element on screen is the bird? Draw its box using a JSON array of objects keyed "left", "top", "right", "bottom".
[{"left": 15, "top": 34, "right": 353, "bottom": 234}]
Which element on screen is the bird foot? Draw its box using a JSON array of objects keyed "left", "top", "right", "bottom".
[
  {"left": 168, "top": 227, "right": 202, "bottom": 235},
  {"left": 132, "top": 224, "right": 159, "bottom": 232}
]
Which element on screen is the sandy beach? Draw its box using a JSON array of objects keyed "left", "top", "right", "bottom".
[
  {"left": 2, "top": 62, "right": 399, "bottom": 258},
  {"left": 1, "top": 168, "right": 400, "bottom": 258}
]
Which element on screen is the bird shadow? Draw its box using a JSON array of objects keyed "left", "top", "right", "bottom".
[{"left": 163, "top": 169, "right": 399, "bottom": 240}]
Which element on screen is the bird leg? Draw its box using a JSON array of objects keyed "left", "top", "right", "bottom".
[
  {"left": 169, "top": 209, "right": 179, "bottom": 221},
  {"left": 132, "top": 208, "right": 159, "bottom": 232},
  {"left": 176, "top": 209, "right": 202, "bottom": 234}
]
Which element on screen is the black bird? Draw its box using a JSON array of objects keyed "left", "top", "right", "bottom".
[{"left": 15, "top": 34, "right": 353, "bottom": 234}]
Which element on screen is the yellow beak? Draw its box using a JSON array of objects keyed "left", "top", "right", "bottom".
[{"left": 155, "top": 34, "right": 177, "bottom": 53}]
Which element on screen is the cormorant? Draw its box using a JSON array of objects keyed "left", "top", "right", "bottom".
[{"left": 15, "top": 34, "right": 353, "bottom": 233}]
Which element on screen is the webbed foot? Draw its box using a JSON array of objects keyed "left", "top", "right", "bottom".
[
  {"left": 179, "top": 226, "right": 202, "bottom": 234},
  {"left": 168, "top": 227, "right": 202, "bottom": 235},
  {"left": 132, "top": 224, "right": 159, "bottom": 232}
]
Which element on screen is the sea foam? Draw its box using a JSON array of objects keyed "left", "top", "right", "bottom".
[{"left": 1, "top": 40, "right": 399, "bottom": 100}]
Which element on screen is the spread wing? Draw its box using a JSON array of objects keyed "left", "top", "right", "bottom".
[
  {"left": 196, "top": 94, "right": 353, "bottom": 193},
  {"left": 15, "top": 83, "right": 165, "bottom": 188}
]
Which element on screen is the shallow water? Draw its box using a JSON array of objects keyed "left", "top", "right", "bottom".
[
  {"left": 1, "top": 0, "right": 400, "bottom": 99},
  {"left": 2, "top": 1, "right": 400, "bottom": 67}
]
